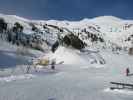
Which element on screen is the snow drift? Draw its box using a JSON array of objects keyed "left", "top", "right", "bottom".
[{"left": 43, "top": 46, "right": 105, "bottom": 66}]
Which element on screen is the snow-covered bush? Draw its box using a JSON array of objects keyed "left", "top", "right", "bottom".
[
  {"left": 29, "top": 23, "right": 38, "bottom": 32},
  {"left": 12, "top": 22, "right": 23, "bottom": 33}
]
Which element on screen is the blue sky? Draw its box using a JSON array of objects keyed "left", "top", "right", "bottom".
[{"left": 0, "top": 0, "right": 132, "bottom": 20}]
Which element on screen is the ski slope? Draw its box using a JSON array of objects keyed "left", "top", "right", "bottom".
[
  {"left": 0, "top": 38, "right": 133, "bottom": 100},
  {"left": 0, "top": 50, "right": 133, "bottom": 100}
]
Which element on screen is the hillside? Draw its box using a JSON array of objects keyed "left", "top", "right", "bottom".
[
  {"left": 0, "top": 14, "right": 133, "bottom": 52},
  {"left": 0, "top": 14, "right": 133, "bottom": 67}
]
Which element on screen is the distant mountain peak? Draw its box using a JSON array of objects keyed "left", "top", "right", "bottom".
[{"left": 91, "top": 16, "right": 123, "bottom": 22}]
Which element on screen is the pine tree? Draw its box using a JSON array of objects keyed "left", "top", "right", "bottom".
[{"left": 0, "top": 18, "right": 7, "bottom": 33}]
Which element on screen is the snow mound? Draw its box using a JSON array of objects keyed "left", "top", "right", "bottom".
[
  {"left": 104, "top": 88, "right": 133, "bottom": 95},
  {"left": 46, "top": 46, "right": 105, "bottom": 66},
  {"left": 51, "top": 47, "right": 87, "bottom": 65},
  {"left": 0, "top": 74, "right": 35, "bottom": 82}
]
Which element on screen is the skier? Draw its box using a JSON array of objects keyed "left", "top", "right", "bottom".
[
  {"left": 51, "top": 59, "right": 56, "bottom": 70},
  {"left": 126, "top": 67, "right": 130, "bottom": 76}
]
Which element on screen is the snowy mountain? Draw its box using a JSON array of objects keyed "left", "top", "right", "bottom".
[
  {"left": 1, "top": 14, "right": 133, "bottom": 66},
  {"left": 0, "top": 14, "right": 133, "bottom": 52}
]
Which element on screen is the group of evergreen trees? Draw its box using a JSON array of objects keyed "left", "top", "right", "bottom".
[
  {"left": 0, "top": 18, "right": 45, "bottom": 51},
  {"left": 0, "top": 18, "right": 105, "bottom": 53},
  {"left": 82, "top": 29, "right": 104, "bottom": 42},
  {"left": 62, "top": 34, "right": 86, "bottom": 50}
]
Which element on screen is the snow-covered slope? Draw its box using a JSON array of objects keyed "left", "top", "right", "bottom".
[
  {"left": 40, "top": 46, "right": 105, "bottom": 66},
  {"left": 1, "top": 14, "right": 133, "bottom": 66},
  {"left": 0, "top": 14, "right": 133, "bottom": 51}
]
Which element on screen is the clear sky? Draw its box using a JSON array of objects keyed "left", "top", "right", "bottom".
[{"left": 0, "top": 0, "right": 132, "bottom": 20}]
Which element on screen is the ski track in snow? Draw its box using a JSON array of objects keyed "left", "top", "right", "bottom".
[{"left": 0, "top": 74, "right": 35, "bottom": 82}]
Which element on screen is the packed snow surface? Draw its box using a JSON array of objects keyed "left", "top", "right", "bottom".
[
  {"left": 0, "top": 74, "right": 35, "bottom": 82},
  {"left": 104, "top": 88, "right": 133, "bottom": 95},
  {"left": 0, "top": 49, "right": 133, "bottom": 100}
]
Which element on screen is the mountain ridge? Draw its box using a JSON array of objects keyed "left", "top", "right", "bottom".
[{"left": 0, "top": 13, "right": 133, "bottom": 52}]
